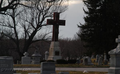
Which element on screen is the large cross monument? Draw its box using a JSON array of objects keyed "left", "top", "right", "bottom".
[{"left": 47, "top": 12, "right": 65, "bottom": 61}]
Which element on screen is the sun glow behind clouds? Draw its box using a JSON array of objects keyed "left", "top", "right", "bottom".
[
  {"left": 69, "top": 0, "right": 82, "bottom": 5},
  {"left": 63, "top": 0, "right": 82, "bottom": 6}
]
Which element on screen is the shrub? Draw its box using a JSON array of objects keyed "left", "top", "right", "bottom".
[
  {"left": 40, "top": 60, "right": 46, "bottom": 63},
  {"left": 46, "top": 60, "right": 55, "bottom": 62},
  {"left": 56, "top": 59, "right": 68, "bottom": 64},
  {"left": 68, "top": 59, "right": 76, "bottom": 64}
]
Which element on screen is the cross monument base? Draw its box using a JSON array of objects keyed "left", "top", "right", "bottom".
[{"left": 48, "top": 41, "right": 62, "bottom": 61}]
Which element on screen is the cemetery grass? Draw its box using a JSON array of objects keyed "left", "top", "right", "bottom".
[
  {"left": 14, "top": 63, "right": 109, "bottom": 68},
  {"left": 16, "top": 70, "right": 107, "bottom": 74}
]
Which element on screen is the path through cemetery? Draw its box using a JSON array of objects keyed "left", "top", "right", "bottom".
[{"left": 14, "top": 67, "right": 108, "bottom": 72}]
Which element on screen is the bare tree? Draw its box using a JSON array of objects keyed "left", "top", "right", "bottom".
[
  {"left": 0, "top": 0, "right": 67, "bottom": 59},
  {"left": 0, "top": 0, "right": 22, "bottom": 13}
]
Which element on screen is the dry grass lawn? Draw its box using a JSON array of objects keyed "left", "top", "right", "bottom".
[{"left": 16, "top": 70, "right": 107, "bottom": 74}]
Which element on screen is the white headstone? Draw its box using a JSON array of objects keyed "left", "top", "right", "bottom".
[
  {"left": 45, "top": 51, "right": 49, "bottom": 60},
  {"left": 96, "top": 54, "right": 100, "bottom": 63},
  {"left": 103, "top": 53, "right": 108, "bottom": 65},
  {"left": 0, "top": 56, "right": 13, "bottom": 74},
  {"left": 104, "top": 53, "right": 107, "bottom": 61},
  {"left": 76, "top": 57, "right": 80, "bottom": 64},
  {"left": 21, "top": 52, "right": 31, "bottom": 64},
  {"left": 91, "top": 55, "right": 94, "bottom": 59},
  {"left": 98, "top": 56, "right": 103, "bottom": 65},
  {"left": 83, "top": 57, "right": 88, "bottom": 65},
  {"left": 41, "top": 62, "right": 56, "bottom": 74}
]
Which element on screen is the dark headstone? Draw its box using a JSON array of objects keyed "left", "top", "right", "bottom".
[{"left": 41, "top": 62, "right": 56, "bottom": 74}]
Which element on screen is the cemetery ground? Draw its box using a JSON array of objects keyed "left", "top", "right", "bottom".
[
  {"left": 14, "top": 64, "right": 109, "bottom": 74},
  {"left": 14, "top": 63, "right": 109, "bottom": 68}
]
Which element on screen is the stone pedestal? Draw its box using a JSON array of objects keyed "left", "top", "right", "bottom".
[
  {"left": 108, "top": 53, "right": 120, "bottom": 74},
  {"left": 47, "top": 41, "right": 62, "bottom": 61},
  {"left": 108, "top": 35, "right": 120, "bottom": 74}
]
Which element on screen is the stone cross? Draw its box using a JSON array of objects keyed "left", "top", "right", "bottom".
[
  {"left": 47, "top": 12, "right": 65, "bottom": 41},
  {"left": 116, "top": 35, "right": 120, "bottom": 43},
  {"left": 115, "top": 35, "right": 120, "bottom": 52},
  {"left": 23, "top": 52, "right": 29, "bottom": 57}
]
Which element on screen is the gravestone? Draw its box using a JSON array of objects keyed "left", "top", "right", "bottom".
[
  {"left": 83, "top": 57, "right": 88, "bottom": 65},
  {"left": 108, "top": 35, "right": 120, "bottom": 74},
  {"left": 83, "top": 56, "right": 92, "bottom": 65},
  {"left": 76, "top": 57, "right": 80, "bottom": 64},
  {"left": 45, "top": 51, "right": 49, "bottom": 60},
  {"left": 21, "top": 52, "right": 31, "bottom": 64},
  {"left": 0, "top": 56, "right": 13, "bottom": 74},
  {"left": 96, "top": 54, "right": 100, "bottom": 63},
  {"left": 47, "top": 12, "right": 65, "bottom": 61},
  {"left": 104, "top": 53, "right": 108, "bottom": 65},
  {"left": 98, "top": 56, "right": 103, "bottom": 65},
  {"left": 41, "top": 62, "right": 56, "bottom": 74},
  {"left": 91, "top": 55, "right": 94, "bottom": 59},
  {"left": 31, "top": 50, "right": 41, "bottom": 64}
]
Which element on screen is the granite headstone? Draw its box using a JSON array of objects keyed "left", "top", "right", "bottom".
[
  {"left": 83, "top": 56, "right": 92, "bottom": 65},
  {"left": 0, "top": 56, "right": 13, "bottom": 74},
  {"left": 98, "top": 56, "right": 103, "bottom": 65},
  {"left": 21, "top": 52, "right": 31, "bottom": 64},
  {"left": 32, "top": 50, "right": 41, "bottom": 64}
]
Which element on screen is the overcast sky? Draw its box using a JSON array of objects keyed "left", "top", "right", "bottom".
[{"left": 59, "top": 0, "right": 85, "bottom": 39}]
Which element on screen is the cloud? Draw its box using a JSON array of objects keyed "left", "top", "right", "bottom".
[{"left": 59, "top": 0, "right": 85, "bottom": 38}]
